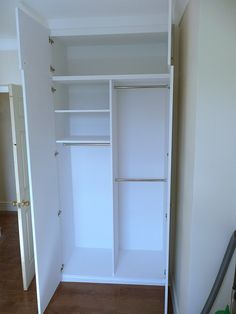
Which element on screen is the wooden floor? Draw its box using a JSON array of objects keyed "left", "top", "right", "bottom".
[{"left": 0, "top": 211, "right": 173, "bottom": 314}]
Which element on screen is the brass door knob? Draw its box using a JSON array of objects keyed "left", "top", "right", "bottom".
[{"left": 12, "top": 200, "right": 30, "bottom": 207}]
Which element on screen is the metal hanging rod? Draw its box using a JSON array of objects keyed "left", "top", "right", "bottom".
[
  {"left": 114, "top": 85, "right": 169, "bottom": 90},
  {"left": 115, "top": 178, "right": 167, "bottom": 183},
  {"left": 63, "top": 143, "right": 110, "bottom": 147}
]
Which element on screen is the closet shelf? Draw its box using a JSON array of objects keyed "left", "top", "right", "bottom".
[
  {"left": 52, "top": 74, "right": 170, "bottom": 84},
  {"left": 56, "top": 136, "right": 110, "bottom": 145},
  {"left": 55, "top": 109, "right": 110, "bottom": 113}
]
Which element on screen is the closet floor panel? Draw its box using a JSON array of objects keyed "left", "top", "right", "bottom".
[
  {"left": 115, "top": 249, "right": 165, "bottom": 285},
  {"left": 62, "top": 247, "right": 113, "bottom": 282}
]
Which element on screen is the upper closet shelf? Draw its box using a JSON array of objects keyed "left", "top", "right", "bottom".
[
  {"left": 52, "top": 74, "right": 170, "bottom": 85},
  {"left": 55, "top": 109, "right": 110, "bottom": 113},
  {"left": 56, "top": 136, "right": 110, "bottom": 145}
]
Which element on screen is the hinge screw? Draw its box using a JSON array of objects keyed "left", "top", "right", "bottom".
[
  {"left": 54, "top": 151, "right": 59, "bottom": 157},
  {"left": 50, "top": 65, "right": 55, "bottom": 73},
  {"left": 58, "top": 210, "right": 62, "bottom": 217},
  {"left": 51, "top": 87, "right": 56, "bottom": 93},
  {"left": 49, "top": 37, "right": 54, "bottom": 45}
]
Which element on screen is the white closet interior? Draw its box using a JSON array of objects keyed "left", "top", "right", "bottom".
[{"left": 50, "top": 33, "right": 172, "bottom": 285}]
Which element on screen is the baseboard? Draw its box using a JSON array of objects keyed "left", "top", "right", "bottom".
[{"left": 170, "top": 277, "right": 180, "bottom": 314}]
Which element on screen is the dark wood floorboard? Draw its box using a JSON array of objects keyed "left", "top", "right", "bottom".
[
  {"left": 0, "top": 211, "right": 173, "bottom": 314},
  {"left": 0, "top": 211, "right": 37, "bottom": 314}
]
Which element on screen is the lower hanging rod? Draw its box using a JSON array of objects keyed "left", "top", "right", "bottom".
[
  {"left": 114, "top": 84, "right": 169, "bottom": 90},
  {"left": 115, "top": 178, "right": 167, "bottom": 183}
]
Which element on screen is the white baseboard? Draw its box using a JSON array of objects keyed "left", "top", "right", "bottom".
[{"left": 170, "top": 277, "right": 180, "bottom": 314}]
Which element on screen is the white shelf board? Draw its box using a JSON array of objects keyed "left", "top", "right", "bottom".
[
  {"left": 62, "top": 248, "right": 113, "bottom": 282},
  {"left": 115, "top": 249, "right": 166, "bottom": 285},
  {"left": 56, "top": 135, "right": 110, "bottom": 144},
  {"left": 62, "top": 248, "right": 166, "bottom": 285},
  {"left": 0, "top": 85, "right": 9, "bottom": 93},
  {"left": 55, "top": 109, "right": 110, "bottom": 113},
  {"left": 51, "top": 33, "right": 168, "bottom": 46},
  {"left": 52, "top": 74, "right": 170, "bottom": 85}
]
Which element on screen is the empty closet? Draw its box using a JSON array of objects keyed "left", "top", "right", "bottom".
[{"left": 16, "top": 3, "right": 174, "bottom": 313}]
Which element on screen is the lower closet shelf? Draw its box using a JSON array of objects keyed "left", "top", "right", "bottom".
[
  {"left": 115, "top": 250, "right": 166, "bottom": 285},
  {"left": 62, "top": 248, "right": 113, "bottom": 282},
  {"left": 62, "top": 248, "right": 166, "bottom": 285}
]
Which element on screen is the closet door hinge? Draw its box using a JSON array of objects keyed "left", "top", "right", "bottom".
[
  {"left": 51, "top": 87, "right": 56, "bottom": 93},
  {"left": 60, "top": 264, "right": 64, "bottom": 272},
  {"left": 165, "top": 213, "right": 168, "bottom": 220},
  {"left": 50, "top": 65, "right": 55, "bottom": 73},
  {"left": 58, "top": 209, "right": 62, "bottom": 217},
  {"left": 49, "top": 36, "right": 54, "bottom": 45},
  {"left": 164, "top": 269, "right": 166, "bottom": 277}
]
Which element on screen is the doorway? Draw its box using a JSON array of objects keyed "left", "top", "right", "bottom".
[{"left": 0, "top": 85, "right": 35, "bottom": 292}]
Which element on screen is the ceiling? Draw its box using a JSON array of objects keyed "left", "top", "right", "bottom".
[{"left": 0, "top": 0, "right": 168, "bottom": 38}]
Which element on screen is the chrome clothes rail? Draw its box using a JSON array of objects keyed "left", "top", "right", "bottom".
[
  {"left": 63, "top": 143, "right": 110, "bottom": 147},
  {"left": 114, "top": 85, "right": 169, "bottom": 90},
  {"left": 115, "top": 178, "right": 166, "bottom": 183}
]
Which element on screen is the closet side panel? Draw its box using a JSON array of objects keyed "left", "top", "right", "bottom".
[{"left": 16, "top": 8, "right": 61, "bottom": 314}]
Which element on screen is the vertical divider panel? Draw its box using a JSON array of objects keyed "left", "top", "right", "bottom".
[
  {"left": 164, "top": 66, "right": 174, "bottom": 314},
  {"left": 110, "top": 80, "right": 119, "bottom": 275}
]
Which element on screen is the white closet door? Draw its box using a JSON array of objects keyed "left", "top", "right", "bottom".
[
  {"left": 164, "top": 66, "right": 174, "bottom": 314},
  {"left": 9, "top": 84, "right": 35, "bottom": 290},
  {"left": 16, "top": 8, "right": 61, "bottom": 314}
]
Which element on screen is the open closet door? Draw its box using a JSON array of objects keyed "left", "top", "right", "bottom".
[
  {"left": 9, "top": 84, "right": 35, "bottom": 290},
  {"left": 16, "top": 8, "right": 61, "bottom": 314},
  {"left": 164, "top": 66, "right": 174, "bottom": 314}
]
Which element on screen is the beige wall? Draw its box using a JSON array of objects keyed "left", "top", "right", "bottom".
[
  {"left": 172, "top": 0, "right": 200, "bottom": 312},
  {"left": 0, "top": 93, "right": 16, "bottom": 211},
  {"left": 173, "top": 1, "right": 236, "bottom": 313},
  {"left": 0, "top": 50, "right": 21, "bottom": 85}
]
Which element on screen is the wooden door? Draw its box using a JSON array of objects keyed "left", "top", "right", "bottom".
[
  {"left": 9, "top": 84, "right": 35, "bottom": 290},
  {"left": 16, "top": 8, "right": 61, "bottom": 314}
]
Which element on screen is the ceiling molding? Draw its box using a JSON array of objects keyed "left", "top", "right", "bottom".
[{"left": 174, "top": 0, "right": 190, "bottom": 25}]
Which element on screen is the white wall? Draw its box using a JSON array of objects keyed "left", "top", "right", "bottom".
[
  {"left": 0, "top": 50, "right": 21, "bottom": 85},
  {"left": 173, "top": 0, "right": 236, "bottom": 313}
]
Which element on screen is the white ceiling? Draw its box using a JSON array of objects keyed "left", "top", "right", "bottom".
[
  {"left": 0, "top": 0, "right": 189, "bottom": 39},
  {"left": 0, "top": 0, "right": 168, "bottom": 38}
]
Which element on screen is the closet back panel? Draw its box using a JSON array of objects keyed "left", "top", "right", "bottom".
[
  {"left": 117, "top": 88, "right": 168, "bottom": 178},
  {"left": 119, "top": 183, "right": 165, "bottom": 250},
  {"left": 68, "top": 84, "right": 109, "bottom": 110},
  {"left": 71, "top": 146, "right": 112, "bottom": 249},
  {"left": 70, "top": 113, "right": 110, "bottom": 137},
  {"left": 67, "top": 43, "right": 168, "bottom": 75}
]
